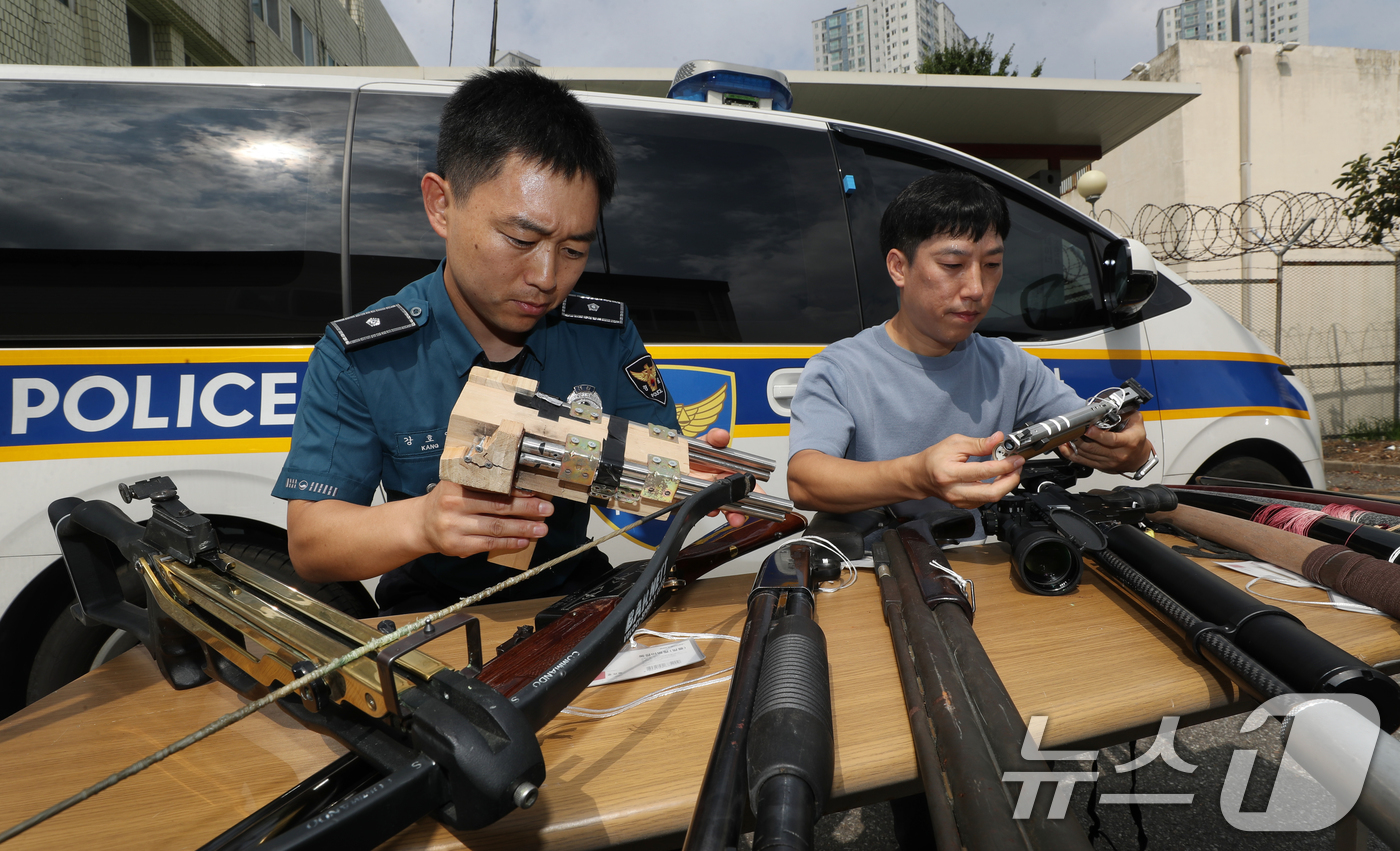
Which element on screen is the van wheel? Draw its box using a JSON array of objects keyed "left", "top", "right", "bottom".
[
  {"left": 1195, "top": 455, "right": 1290, "bottom": 486},
  {"left": 24, "top": 544, "right": 375, "bottom": 706}
]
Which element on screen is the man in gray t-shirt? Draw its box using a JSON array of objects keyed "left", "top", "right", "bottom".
[{"left": 787, "top": 172, "right": 1153, "bottom": 519}]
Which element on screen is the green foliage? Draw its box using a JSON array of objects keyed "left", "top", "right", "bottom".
[
  {"left": 916, "top": 33, "right": 1044, "bottom": 78},
  {"left": 1333, "top": 135, "right": 1400, "bottom": 246},
  {"left": 1344, "top": 416, "right": 1400, "bottom": 442}
]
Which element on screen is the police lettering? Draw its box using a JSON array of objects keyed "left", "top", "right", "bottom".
[{"left": 9, "top": 371, "right": 301, "bottom": 437}]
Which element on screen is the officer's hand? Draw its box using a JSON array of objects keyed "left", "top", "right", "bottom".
[
  {"left": 698, "top": 427, "right": 755, "bottom": 528},
  {"left": 1058, "top": 412, "right": 1153, "bottom": 474},
  {"left": 418, "top": 482, "right": 553, "bottom": 558},
  {"left": 917, "top": 432, "right": 1024, "bottom": 509}
]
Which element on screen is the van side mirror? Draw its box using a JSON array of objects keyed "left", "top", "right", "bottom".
[{"left": 1101, "top": 238, "right": 1158, "bottom": 318}]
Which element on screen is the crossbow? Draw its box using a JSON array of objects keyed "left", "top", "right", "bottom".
[{"left": 45, "top": 473, "right": 802, "bottom": 850}]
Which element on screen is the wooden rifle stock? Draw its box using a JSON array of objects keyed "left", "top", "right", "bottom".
[
  {"left": 478, "top": 514, "right": 806, "bottom": 705},
  {"left": 1153, "top": 503, "right": 1400, "bottom": 620}
]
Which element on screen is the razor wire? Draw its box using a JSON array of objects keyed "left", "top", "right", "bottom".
[{"left": 1098, "top": 191, "right": 1395, "bottom": 263}]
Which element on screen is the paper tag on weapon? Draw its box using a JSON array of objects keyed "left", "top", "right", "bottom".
[{"left": 588, "top": 639, "right": 705, "bottom": 687}]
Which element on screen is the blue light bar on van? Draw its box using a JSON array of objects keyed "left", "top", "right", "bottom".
[{"left": 668, "top": 60, "right": 793, "bottom": 112}]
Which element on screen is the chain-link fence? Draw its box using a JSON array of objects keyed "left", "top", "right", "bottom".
[{"left": 1191, "top": 256, "right": 1400, "bottom": 436}]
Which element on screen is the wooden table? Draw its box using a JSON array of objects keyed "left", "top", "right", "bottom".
[{"left": 1, "top": 541, "right": 1398, "bottom": 850}]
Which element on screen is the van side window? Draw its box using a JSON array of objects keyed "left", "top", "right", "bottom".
[
  {"left": 833, "top": 131, "right": 1108, "bottom": 342},
  {"left": 585, "top": 108, "right": 860, "bottom": 344},
  {"left": 0, "top": 81, "right": 346, "bottom": 343},
  {"left": 347, "top": 91, "right": 448, "bottom": 308}
]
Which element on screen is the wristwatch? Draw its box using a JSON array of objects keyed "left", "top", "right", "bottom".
[{"left": 1125, "top": 447, "right": 1159, "bottom": 481}]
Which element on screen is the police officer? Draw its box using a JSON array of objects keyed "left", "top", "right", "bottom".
[{"left": 274, "top": 69, "right": 728, "bottom": 613}]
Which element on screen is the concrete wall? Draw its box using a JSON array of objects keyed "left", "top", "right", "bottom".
[
  {"left": 1063, "top": 39, "right": 1400, "bottom": 430},
  {"left": 1066, "top": 39, "right": 1400, "bottom": 278},
  {"left": 0, "top": 0, "right": 415, "bottom": 65}
]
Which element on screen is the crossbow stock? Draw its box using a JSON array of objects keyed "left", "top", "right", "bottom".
[{"left": 47, "top": 472, "right": 801, "bottom": 850}]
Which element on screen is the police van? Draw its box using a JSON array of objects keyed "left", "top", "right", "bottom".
[{"left": 0, "top": 64, "right": 1322, "bottom": 716}]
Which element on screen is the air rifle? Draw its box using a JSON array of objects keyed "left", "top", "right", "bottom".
[
  {"left": 440, "top": 367, "right": 792, "bottom": 567},
  {"left": 40, "top": 474, "right": 802, "bottom": 850},
  {"left": 995, "top": 479, "right": 1400, "bottom": 732},
  {"left": 870, "top": 512, "right": 1094, "bottom": 851}
]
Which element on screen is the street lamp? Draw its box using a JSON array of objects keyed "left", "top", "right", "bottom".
[
  {"left": 1077, "top": 169, "right": 1108, "bottom": 217},
  {"left": 1276, "top": 41, "right": 1299, "bottom": 59}
]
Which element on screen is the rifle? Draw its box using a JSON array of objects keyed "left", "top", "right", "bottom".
[
  {"left": 1152, "top": 501, "right": 1400, "bottom": 622},
  {"left": 683, "top": 540, "right": 836, "bottom": 851},
  {"left": 871, "top": 512, "right": 1094, "bottom": 851},
  {"left": 1005, "top": 481, "right": 1400, "bottom": 733},
  {"left": 29, "top": 473, "right": 803, "bottom": 850},
  {"left": 1171, "top": 488, "right": 1400, "bottom": 563}
]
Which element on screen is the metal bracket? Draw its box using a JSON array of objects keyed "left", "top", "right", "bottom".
[
  {"left": 648, "top": 423, "right": 679, "bottom": 442},
  {"left": 376, "top": 611, "right": 483, "bottom": 719},
  {"left": 559, "top": 435, "right": 602, "bottom": 486},
  {"left": 643, "top": 455, "right": 681, "bottom": 503}
]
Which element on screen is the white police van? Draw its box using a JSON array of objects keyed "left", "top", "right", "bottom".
[{"left": 0, "top": 64, "right": 1322, "bottom": 715}]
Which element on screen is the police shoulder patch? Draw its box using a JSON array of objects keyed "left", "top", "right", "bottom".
[
  {"left": 330, "top": 305, "right": 418, "bottom": 352},
  {"left": 562, "top": 293, "right": 626, "bottom": 328},
  {"left": 625, "top": 354, "right": 669, "bottom": 406}
]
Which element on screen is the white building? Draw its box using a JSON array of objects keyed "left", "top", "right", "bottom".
[
  {"left": 811, "top": 1, "right": 968, "bottom": 74},
  {"left": 1158, "top": 0, "right": 1309, "bottom": 54}
]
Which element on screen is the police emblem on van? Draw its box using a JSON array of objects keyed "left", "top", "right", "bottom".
[{"left": 626, "top": 355, "right": 669, "bottom": 406}]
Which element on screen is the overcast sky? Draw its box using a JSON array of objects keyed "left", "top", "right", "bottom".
[{"left": 381, "top": 0, "right": 1399, "bottom": 81}]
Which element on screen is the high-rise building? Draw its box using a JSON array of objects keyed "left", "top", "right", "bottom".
[
  {"left": 812, "top": 1, "right": 969, "bottom": 74},
  {"left": 1157, "top": 0, "right": 1308, "bottom": 54}
]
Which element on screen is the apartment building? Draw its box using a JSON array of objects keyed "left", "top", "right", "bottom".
[
  {"left": 812, "top": 0, "right": 968, "bottom": 74},
  {"left": 1158, "top": 0, "right": 1309, "bottom": 53}
]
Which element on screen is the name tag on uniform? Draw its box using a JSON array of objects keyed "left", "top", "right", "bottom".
[{"left": 394, "top": 429, "right": 445, "bottom": 457}]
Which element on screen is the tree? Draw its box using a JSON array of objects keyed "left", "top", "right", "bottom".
[
  {"left": 917, "top": 33, "right": 1043, "bottom": 78},
  {"left": 1334, "top": 135, "right": 1400, "bottom": 246}
]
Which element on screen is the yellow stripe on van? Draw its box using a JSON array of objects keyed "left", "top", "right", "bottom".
[
  {"left": 0, "top": 437, "right": 292, "bottom": 463},
  {"left": 0, "top": 347, "right": 315, "bottom": 366},
  {"left": 1142, "top": 406, "right": 1310, "bottom": 422},
  {"left": 1023, "top": 348, "right": 1286, "bottom": 365},
  {"left": 733, "top": 423, "right": 792, "bottom": 439},
  {"left": 648, "top": 345, "right": 827, "bottom": 360}
]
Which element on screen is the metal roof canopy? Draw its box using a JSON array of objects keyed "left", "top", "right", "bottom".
[
  {"left": 550, "top": 68, "right": 1199, "bottom": 180},
  {"left": 193, "top": 65, "right": 1199, "bottom": 180}
]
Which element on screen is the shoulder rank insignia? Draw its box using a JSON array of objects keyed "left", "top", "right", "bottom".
[
  {"left": 330, "top": 305, "right": 418, "bottom": 352},
  {"left": 626, "top": 354, "right": 669, "bottom": 406},
  {"left": 561, "top": 293, "right": 626, "bottom": 328}
]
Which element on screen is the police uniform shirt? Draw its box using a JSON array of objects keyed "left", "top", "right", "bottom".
[{"left": 273, "top": 261, "right": 679, "bottom": 603}]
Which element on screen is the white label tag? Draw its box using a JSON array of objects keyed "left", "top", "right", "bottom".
[{"left": 588, "top": 639, "right": 705, "bottom": 687}]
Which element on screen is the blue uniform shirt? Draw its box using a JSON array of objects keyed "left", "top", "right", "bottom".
[{"left": 274, "top": 262, "right": 679, "bottom": 604}]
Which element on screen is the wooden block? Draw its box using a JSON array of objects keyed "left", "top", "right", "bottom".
[
  {"left": 440, "top": 419, "right": 524, "bottom": 494},
  {"left": 442, "top": 368, "right": 694, "bottom": 517},
  {"left": 487, "top": 493, "right": 550, "bottom": 571}
]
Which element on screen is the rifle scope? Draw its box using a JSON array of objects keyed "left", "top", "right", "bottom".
[{"left": 987, "top": 493, "right": 1090, "bottom": 596}]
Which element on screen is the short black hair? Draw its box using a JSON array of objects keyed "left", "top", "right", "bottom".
[
  {"left": 435, "top": 68, "right": 617, "bottom": 206},
  {"left": 878, "top": 171, "right": 1011, "bottom": 260}
]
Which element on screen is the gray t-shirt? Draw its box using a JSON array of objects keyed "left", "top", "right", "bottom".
[{"left": 789, "top": 323, "right": 1082, "bottom": 523}]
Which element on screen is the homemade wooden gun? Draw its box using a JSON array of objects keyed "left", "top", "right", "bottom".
[{"left": 439, "top": 367, "right": 793, "bottom": 567}]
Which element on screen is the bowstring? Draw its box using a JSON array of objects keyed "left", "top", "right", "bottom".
[{"left": 0, "top": 503, "right": 675, "bottom": 844}]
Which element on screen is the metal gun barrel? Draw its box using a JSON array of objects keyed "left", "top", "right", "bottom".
[
  {"left": 519, "top": 442, "right": 791, "bottom": 522},
  {"left": 684, "top": 437, "right": 775, "bottom": 481}
]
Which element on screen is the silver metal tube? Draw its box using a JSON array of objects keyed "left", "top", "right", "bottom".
[
  {"left": 684, "top": 438, "right": 775, "bottom": 481},
  {"left": 518, "top": 446, "right": 790, "bottom": 521}
]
